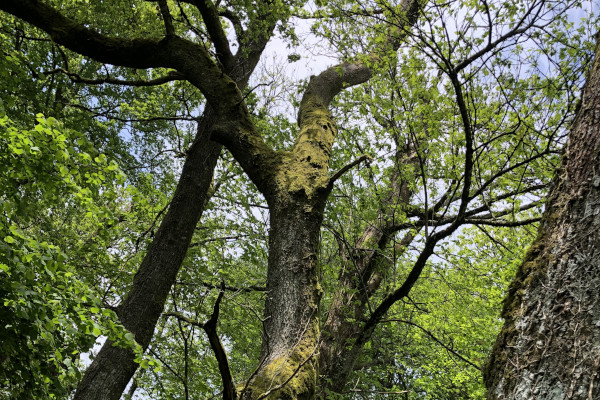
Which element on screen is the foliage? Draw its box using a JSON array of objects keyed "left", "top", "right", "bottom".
[
  {"left": 0, "top": 0, "right": 598, "bottom": 399},
  {"left": 0, "top": 114, "right": 141, "bottom": 398}
]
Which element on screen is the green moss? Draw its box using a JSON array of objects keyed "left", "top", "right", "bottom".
[
  {"left": 244, "top": 324, "right": 319, "bottom": 400},
  {"left": 273, "top": 102, "right": 337, "bottom": 199}
]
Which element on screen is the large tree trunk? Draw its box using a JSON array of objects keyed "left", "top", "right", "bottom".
[
  {"left": 484, "top": 43, "right": 600, "bottom": 400},
  {"left": 241, "top": 194, "right": 326, "bottom": 400},
  {"left": 74, "top": 114, "right": 222, "bottom": 400},
  {"left": 239, "top": 98, "right": 336, "bottom": 400}
]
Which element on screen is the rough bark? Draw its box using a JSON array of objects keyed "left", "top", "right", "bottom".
[
  {"left": 241, "top": 195, "right": 325, "bottom": 400},
  {"left": 484, "top": 42, "right": 600, "bottom": 400},
  {"left": 240, "top": 98, "right": 336, "bottom": 400}
]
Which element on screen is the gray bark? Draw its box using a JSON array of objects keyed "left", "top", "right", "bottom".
[
  {"left": 240, "top": 195, "right": 326, "bottom": 400},
  {"left": 484, "top": 42, "right": 600, "bottom": 400}
]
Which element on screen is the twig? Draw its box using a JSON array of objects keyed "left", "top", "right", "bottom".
[
  {"left": 164, "top": 283, "right": 237, "bottom": 399},
  {"left": 382, "top": 318, "right": 481, "bottom": 370},
  {"left": 327, "top": 154, "right": 372, "bottom": 190}
]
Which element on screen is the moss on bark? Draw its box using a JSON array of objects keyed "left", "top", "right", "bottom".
[{"left": 243, "top": 323, "right": 319, "bottom": 400}]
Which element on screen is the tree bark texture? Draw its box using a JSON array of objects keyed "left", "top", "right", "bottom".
[
  {"left": 240, "top": 97, "right": 335, "bottom": 400},
  {"left": 240, "top": 196, "right": 325, "bottom": 400},
  {"left": 484, "top": 42, "right": 600, "bottom": 400}
]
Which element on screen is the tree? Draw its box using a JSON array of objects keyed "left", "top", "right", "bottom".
[
  {"left": 0, "top": 0, "right": 596, "bottom": 399},
  {"left": 484, "top": 36, "right": 600, "bottom": 400}
]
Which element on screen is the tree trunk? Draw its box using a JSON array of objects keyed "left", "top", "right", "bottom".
[
  {"left": 241, "top": 194, "right": 326, "bottom": 400},
  {"left": 239, "top": 99, "right": 336, "bottom": 400},
  {"left": 74, "top": 114, "right": 221, "bottom": 400},
  {"left": 484, "top": 42, "right": 600, "bottom": 400}
]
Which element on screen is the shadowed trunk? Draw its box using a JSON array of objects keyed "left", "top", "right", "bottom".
[
  {"left": 74, "top": 114, "right": 221, "bottom": 400},
  {"left": 484, "top": 41, "right": 600, "bottom": 400}
]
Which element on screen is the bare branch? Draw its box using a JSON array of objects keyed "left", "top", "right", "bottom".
[
  {"left": 452, "top": 1, "right": 545, "bottom": 73},
  {"left": 327, "top": 154, "right": 372, "bottom": 190},
  {"left": 157, "top": 0, "right": 175, "bottom": 36},
  {"left": 44, "top": 67, "right": 185, "bottom": 86}
]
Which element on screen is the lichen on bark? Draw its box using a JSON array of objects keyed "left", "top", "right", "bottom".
[
  {"left": 242, "top": 322, "right": 319, "bottom": 400},
  {"left": 273, "top": 101, "right": 337, "bottom": 199}
]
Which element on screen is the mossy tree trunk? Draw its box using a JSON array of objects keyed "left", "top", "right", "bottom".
[
  {"left": 238, "top": 71, "right": 364, "bottom": 399},
  {"left": 240, "top": 194, "right": 326, "bottom": 400},
  {"left": 238, "top": 102, "right": 336, "bottom": 399},
  {"left": 484, "top": 41, "right": 600, "bottom": 400},
  {"left": 0, "top": 1, "right": 424, "bottom": 399}
]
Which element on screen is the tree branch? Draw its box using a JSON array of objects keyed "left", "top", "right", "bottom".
[
  {"left": 382, "top": 319, "right": 481, "bottom": 370},
  {"left": 162, "top": 312, "right": 205, "bottom": 329},
  {"left": 0, "top": 0, "right": 240, "bottom": 112},
  {"left": 218, "top": 9, "right": 244, "bottom": 43},
  {"left": 163, "top": 283, "right": 236, "bottom": 400},
  {"left": 297, "top": 0, "right": 424, "bottom": 124},
  {"left": 44, "top": 67, "right": 185, "bottom": 86},
  {"left": 189, "top": 235, "right": 250, "bottom": 248},
  {"left": 2, "top": 1, "right": 283, "bottom": 194},
  {"left": 203, "top": 283, "right": 237, "bottom": 400},
  {"left": 192, "top": 0, "right": 234, "bottom": 68},
  {"left": 327, "top": 154, "right": 372, "bottom": 190},
  {"left": 452, "top": 1, "right": 545, "bottom": 74},
  {"left": 466, "top": 217, "right": 541, "bottom": 227},
  {"left": 157, "top": 0, "right": 175, "bottom": 36},
  {"left": 199, "top": 281, "right": 266, "bottom": 293}
]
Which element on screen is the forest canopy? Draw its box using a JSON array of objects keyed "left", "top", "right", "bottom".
[{"left": 0, "top": 0, "right": 598, "bottom": 399}]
